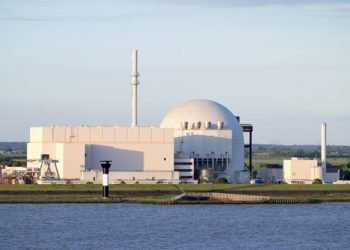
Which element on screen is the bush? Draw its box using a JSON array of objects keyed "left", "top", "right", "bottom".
[
  {"left": 312, "top": 178, "right": 323, "bottom": 184},
  {"left": 86, "top": 182, "right": 93, "bottom": 185},
  {"left": 65, "top": 180, "right": 72, "bottom": 185},
  {"left": 120, "top": 180, "right": 126, "bottom": 184},
  {"left": 200, "top": 177, "right": 207, "bottom": 184},
  {"left": 213, "top": 177, "right": 228, "bottom": 184}
]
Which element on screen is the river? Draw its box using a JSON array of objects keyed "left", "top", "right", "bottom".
[{"left": 0, "top": 203, "right": 349, "bottom": 249}]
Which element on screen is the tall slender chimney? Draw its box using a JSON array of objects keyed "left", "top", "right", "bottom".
[
  {"left": 131, "top": 49, "right": 139, "bottom": 127},
  {"left": 321, "top": 123, "right": 327, "bottom": 170}
]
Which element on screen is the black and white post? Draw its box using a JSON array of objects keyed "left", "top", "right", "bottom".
[{"left": 100, "top": 161, "right": 112, "bottom": 198}]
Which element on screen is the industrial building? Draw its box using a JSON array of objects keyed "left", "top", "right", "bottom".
[
  {"left": 283, "top": 123, "right": 340, "bottom": 184},
  {"left": 27, "top": 126, "right": 177, "bottom": 181},
  {"left": 27, "top": 49, "right": 250, "bottom": 184},
  {"left": 256, "top": 164, "right": 283, "bottom": 184}
]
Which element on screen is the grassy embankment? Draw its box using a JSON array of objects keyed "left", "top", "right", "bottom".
[
  {"left": 1, "top": 184, "right": 350, "bottom": 204},
  {"left": 0, "top": 184, "right": 178, "bottom": 204}
]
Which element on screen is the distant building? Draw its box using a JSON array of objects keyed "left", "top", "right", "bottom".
[
  {"left": 283, "top": 123, "right": 340, "bottom": 184},
  {"left": 256, "top": 164, "right": 283, "bottom": 184},
  {"left": 283, "top": 158, "right": 340, "bottom": 184},
  {"left": 323, "top": 164, "right": 341, "bottom": 183}
]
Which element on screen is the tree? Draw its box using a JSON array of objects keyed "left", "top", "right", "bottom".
[{"left": 342, "top": 169, "right": 350, "bottom": 180}]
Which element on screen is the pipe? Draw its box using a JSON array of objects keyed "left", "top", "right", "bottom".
[
  {"left": 131, "top": 49, "right": 139, "bottom": 127},
  {"left": 321, "top": 123, "right": 327, "bottom": 170}
]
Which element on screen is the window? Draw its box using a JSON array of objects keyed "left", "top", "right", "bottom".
[{"left": 174, "top": 162, "right": 193, "bottom": 165}]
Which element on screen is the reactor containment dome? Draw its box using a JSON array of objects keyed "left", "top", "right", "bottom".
[{"left": 160, "top": 99, "right": 247, "bottom": 183}]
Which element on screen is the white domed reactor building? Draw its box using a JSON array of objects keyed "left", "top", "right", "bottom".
[{"left": 160, "top": 99, "right": 249, "bottom": 183}]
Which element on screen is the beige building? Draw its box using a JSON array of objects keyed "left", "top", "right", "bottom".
[
  {"left": 27, "top": 126, "right": 177, "bottom": 181},
  {"left": 283, "top": 158, "right": 319, "bottom": 184},
  {"left": 283, "top": 158, "right": 339, "bottom": 184}
]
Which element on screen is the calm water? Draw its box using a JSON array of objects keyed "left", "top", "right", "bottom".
[{"left": 0, "top": 203, "right": 349, "bottom": 249}]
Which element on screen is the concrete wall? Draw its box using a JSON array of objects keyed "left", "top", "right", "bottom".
[
  {"left": 56, "top": 143, "right": 85, "bottom": 179},
  {"left": 85, "top": 143, "right": 173, "bottom": 172}
]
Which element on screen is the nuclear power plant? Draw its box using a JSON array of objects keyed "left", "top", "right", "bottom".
[
  {"left": 26, "top": 50, "right": 342, "bottom": 185},
  {"left": 27, "top": 49, "right": 252, "bottom": 184}
]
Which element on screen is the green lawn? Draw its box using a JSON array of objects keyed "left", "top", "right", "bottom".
[
  {"left": 0, "top": 184, "right": 179, "bottom": 192},
  {"left": 179, "top": 183, "right": 350, "bottom": 192}
]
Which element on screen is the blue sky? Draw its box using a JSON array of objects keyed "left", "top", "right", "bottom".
[{"left": 1, "top": 0, "right": 349, "bottom": 145}]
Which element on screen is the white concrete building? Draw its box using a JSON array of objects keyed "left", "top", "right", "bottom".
[
  {"left": 27, "top": 126, "right": 178, "bottom": 181},
  {"left": 283, "top": 158, "right": 319, "bottom": 184},
  {"left": 283, "top": 158, "right": 340, "bottom": 184}
]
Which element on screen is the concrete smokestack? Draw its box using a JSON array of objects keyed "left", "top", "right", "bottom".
[
  {"left": 321, "top": 123, "right": 327, "bottom": 170},
  {"left": 131, "top": 49, "right": 139, "bottom": 127}
]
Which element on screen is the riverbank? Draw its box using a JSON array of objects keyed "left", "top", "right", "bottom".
[{"left": 1, "top": 184, "right": 350, "bottom": 204}]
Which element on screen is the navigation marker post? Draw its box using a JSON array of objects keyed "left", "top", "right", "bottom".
[{"left": 100, "top": 161, "right": 112, "bottom": 198}]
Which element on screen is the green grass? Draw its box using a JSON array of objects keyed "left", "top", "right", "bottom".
[
  {"left": 248, "top": 157, "right": 350, "bottom": 169},
  {"left": 178, "top": 183, "right": 350, "bottom": 192},
  {"left": 0, "top": 194, "right": 122, "bottom": 203},
  {"left": 1, "top": 184, "right": 350, "bottom": 192},
  {"left": 0, "top": 184, "right": 179, "bottom": 192}
]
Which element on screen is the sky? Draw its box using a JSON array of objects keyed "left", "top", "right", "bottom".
[{"left": 0, "top": 0, "right": 349, "bottom": 145}]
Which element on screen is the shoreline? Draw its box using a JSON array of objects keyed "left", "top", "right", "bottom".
[{"left": 1, "top": 184, "right": 350, "bottom": 204}]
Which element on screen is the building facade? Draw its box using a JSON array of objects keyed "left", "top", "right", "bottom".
[{"left": 27, "top": 126, "right": 177, "bottom": 181}]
